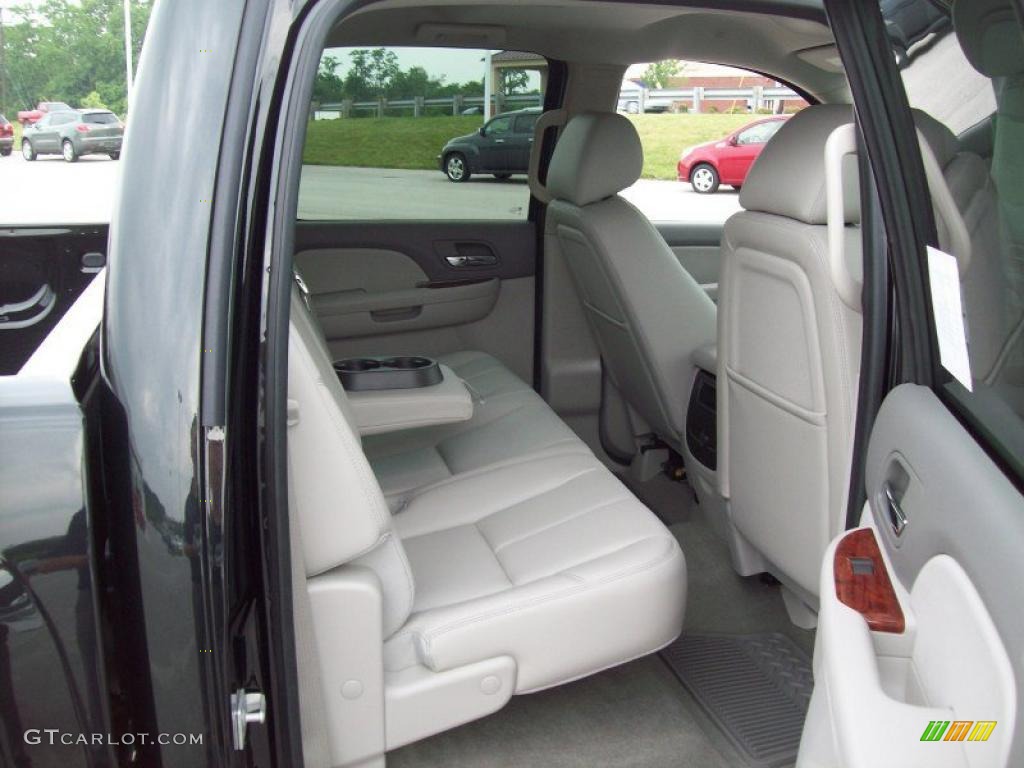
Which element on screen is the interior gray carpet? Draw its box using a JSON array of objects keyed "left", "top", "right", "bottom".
[
  {"left": 388, "top": 654, "right": 743, "bottom": 768},
  {"left": 624, "top": 472, "right": 815, "bottom": 655},
  {"left": 660, "top": 633, "right": 813, "bottom": 768}
]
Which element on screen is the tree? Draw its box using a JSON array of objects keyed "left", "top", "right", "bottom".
[
  {"left": 80, "top": 90, "right": 108, "bottom": 109},
  {"left": 343, "top": 48, "right": 400, "bottom": 100},
  {"left": 642, "top": 60, "right": 680, "bottom": 89},
  {"left": 500, "top": 69, "right": 530, "bottom": 95},
  {"left": 2, "top": 0, "right": 153, "bottom": 117},
  {"left": 312, "top": 55, "right": 345, "bottom": 104}
]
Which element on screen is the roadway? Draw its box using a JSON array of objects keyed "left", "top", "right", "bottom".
[{"left": 1, "top": 153, "right": 741, "bottom": 227}]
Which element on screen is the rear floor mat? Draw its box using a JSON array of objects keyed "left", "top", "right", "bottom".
[{"left": 660, "top": 632, "right": 813, "bottom": 768}]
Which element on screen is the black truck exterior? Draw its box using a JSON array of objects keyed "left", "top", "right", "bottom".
[{"left": 0, "top": 0, "right": 308, "bottom": 765}]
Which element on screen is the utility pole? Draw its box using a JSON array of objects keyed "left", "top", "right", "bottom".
[
  {"left": 123, "top": 0, "right": 133, "bottom": 112},
  {"left": 483, "top": 50, "right": 493, "bottom": 122}
]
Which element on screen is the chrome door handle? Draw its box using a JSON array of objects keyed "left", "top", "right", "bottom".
[
  {"left": 445, "top": 253, "right": 497, "bottom": 268},
  {"left": 883, "top": 483, "right": 908, "bottom": 537}
]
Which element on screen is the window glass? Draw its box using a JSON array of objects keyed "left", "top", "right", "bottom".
[
  {"left": 736, "top": 119, "right": 783, "bottom": 145},
  {"left": 514, "top": 112, "right": 540, "bottom": 134},
  {"left": 620, "top": 60, "right": 808, "bottom": 223},
  {"left": 299, "top": 46, "right": 546, "bottom": 221},
  {"left": 485, "top": 115, "right": 512, "bottom": 135},
  {"left": 885, "top": 0, "right": 1024, "bottom": 470},
  {"left": 83, "top": 112, "right": 118, "bottom": 125}
]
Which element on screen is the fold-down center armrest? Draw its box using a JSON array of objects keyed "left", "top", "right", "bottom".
[{"left": 346, "top": 364, "right": 474, "bottom": 436}]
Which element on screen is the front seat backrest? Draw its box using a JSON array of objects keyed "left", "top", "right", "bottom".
[
  {"left": 718, "top": 104, "right": 862, "bottom": 600},
  {"left": 546, "top": 112, "right": 717, "bottom": 450}
]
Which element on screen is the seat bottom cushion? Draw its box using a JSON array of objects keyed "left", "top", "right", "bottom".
[
  {"left": 362, "top": 351, "right": 591, "bottom": 509},
  {"left": 383, "top": 452, "right": 687, "bottom": 693}
]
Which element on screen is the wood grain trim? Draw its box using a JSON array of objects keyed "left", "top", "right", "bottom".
[{"left": 834, "top": 528, "right": 906, "bottom": 633}]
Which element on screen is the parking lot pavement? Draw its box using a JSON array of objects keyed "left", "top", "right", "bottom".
[
  {"left": 299, "top": 165, "right": 741, "bottom": 223},
  {"left": 3, "top": 155, "right": 740, "bottom": 228},
  {"left": 0, "top": 152, "right": 119, "bottom": 226}
]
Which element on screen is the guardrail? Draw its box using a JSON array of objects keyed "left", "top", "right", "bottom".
[
  {"left": 315, "top": 85, "right": 801, "bottom": 118},
  {"left": 317, "top": 93, "right": 543, "bottom": 118},
  {"left": 617, "top": 85, "right": 800, "bottom": 112}
]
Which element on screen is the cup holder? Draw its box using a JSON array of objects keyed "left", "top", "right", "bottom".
[
  {"left": 379, "top": 356, "right": 432, "bottom": 370},
  {"left": 334, "top": 358, "right": 382, "bottom": 373},
  {"left": 334, "top": 355, "right": 443, "bottom": 391}
]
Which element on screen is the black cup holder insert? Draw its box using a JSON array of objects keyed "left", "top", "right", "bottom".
[{"left": 334, "top": 356, "right": 442, "bottom": 391}]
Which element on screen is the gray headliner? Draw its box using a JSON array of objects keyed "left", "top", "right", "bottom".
[{"left": 327, "top": 0, "right": 847, "bottom": 103}]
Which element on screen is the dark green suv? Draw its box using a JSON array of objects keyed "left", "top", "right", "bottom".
[{"left": 438, "top": 107, "right": 541, "bottom": 182}]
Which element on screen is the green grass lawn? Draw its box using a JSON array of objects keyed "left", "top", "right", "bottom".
[
  {"left": 302, "top": 113, "right": 756, "bottom": 180},
  {"left": 628, "top": 113, "right": 753, "bottom": 179}
]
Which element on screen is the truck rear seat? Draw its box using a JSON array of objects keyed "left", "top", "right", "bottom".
[
  {"left": 362, "top": 350, "right": 591, "bottom": 510},
  {"left": 287, "top": 285, "right": 687, "bottom": 757}
]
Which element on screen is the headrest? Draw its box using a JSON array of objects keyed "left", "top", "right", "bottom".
[
  {"left": 913, "top": 109, "right": 960, "bottom": 169},
  {"left": 740, "top": 104, "right": 859, "bottom": 225},
  {"left": 547, "top": 112, "right": 643, "bottom": 206},
  {"left": 954, "top": 0, "right": 1024, "bottom": 77}
]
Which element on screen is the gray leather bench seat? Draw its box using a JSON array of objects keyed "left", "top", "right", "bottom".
[
  {"left": 383, "top": 450, "right": 686, "bottom": 693},
  {"left": 287, "top": 287, "right": 687, "bottom": 759},
  {"left": 362, "top": 350, "right": 592, "bottom": 510}
]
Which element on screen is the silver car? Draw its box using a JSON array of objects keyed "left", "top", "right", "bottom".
[{"left": 21, "top": 109, "right": 123, "bottom": 162}]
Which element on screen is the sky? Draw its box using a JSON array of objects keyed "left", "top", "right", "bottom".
[
  {"left": 326, "top": 47, "right": 508, "bottom": 86},
  {"left": 1, "top": 2, "right": 731, "bottom": 87},
  {"left": 320, "top": 47, "right": 715, "bottom": 89}
]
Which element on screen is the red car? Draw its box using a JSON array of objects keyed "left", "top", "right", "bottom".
[
  {"left": 677, "top": 115, "right": 789, "bottom": 194},
  {"left": 16, "top": 101, "right": 73, "bottom": 126}
]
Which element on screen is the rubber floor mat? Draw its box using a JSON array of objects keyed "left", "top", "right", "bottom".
[{"left": 660, "top": 633, "right": 813, "bottom": 768}]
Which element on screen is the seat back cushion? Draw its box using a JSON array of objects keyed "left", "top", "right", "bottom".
[
  {"left": 546, "top": 112, "right": 716, "bottom": 444},
  {"left": 289, "top": 285, "right": 415, "bottom": 635},
  {"left": 718, "top": 104, "right": 863, "bottom": 597}
]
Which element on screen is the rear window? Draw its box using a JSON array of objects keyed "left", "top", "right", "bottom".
[
  {"left": 83, "top": 112, "right": 118, "bottom": 125},
  {"left": 0, "top": 115, "right": 8, "bottom": 125}
]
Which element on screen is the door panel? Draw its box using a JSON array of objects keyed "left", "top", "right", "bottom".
[
  {"left": 717, "top": 144, "right": 760, "bottom": 184},
  {"left": 311, "top": 277, "right": 500, "bottom": 338},
  {"left": 799, "top": 385, "right": 1022, "bottom": 767},
  {"left": 295, "top": 221, "right": 535, "bottom": 282},
  {"left": 294, "top": 248, "right": 426, "bottom": 295},
  {"left": 477, "top": 118, "right": 513, "bottom": 172},
  {"left": 293, "top": 221, "right": 537, "bottom": 382}
]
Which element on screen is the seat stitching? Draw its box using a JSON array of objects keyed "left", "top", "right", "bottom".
[
  {"left": 487, "top": 494, "right": 633, "bottom": 555},
  {"left": 473, "top": 522, "right": 515, "bottom": 586},
  {"left": 418, "top": 537, "right": 678, "bottom": 664},
  {"left": 417, "top": 537, "right": 679, "bottom": 665},
  {"left": 399, "top": 465, "right": 603, "bottom": 535},
  {"left": 386, "top": 441, "right": 589, "bottom": 511}
]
